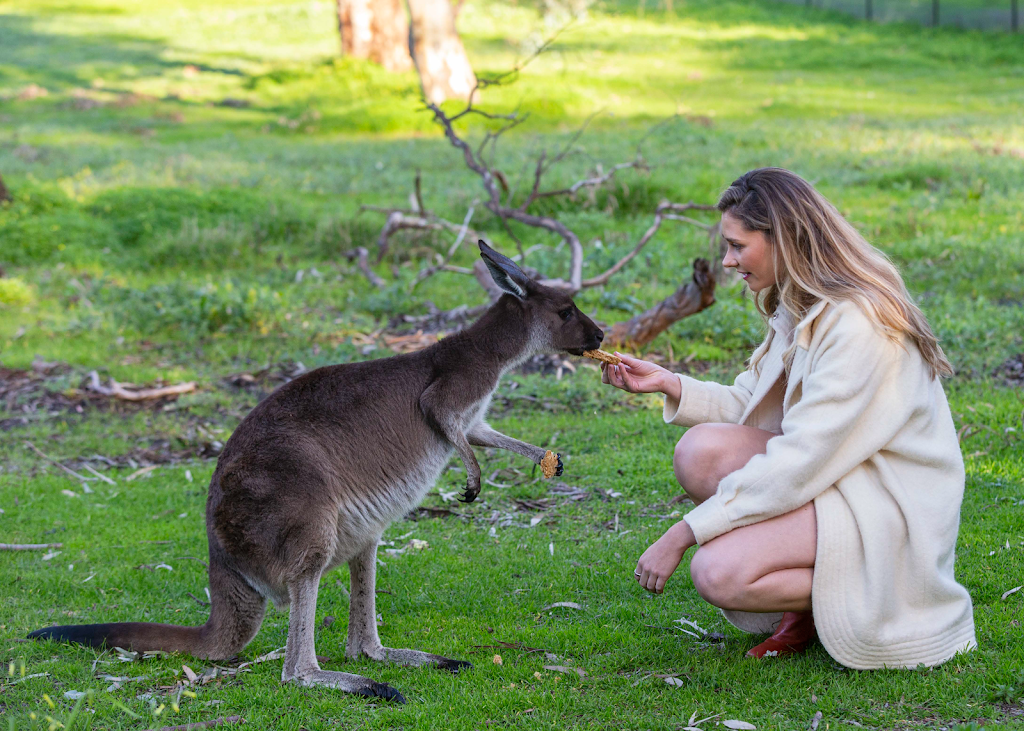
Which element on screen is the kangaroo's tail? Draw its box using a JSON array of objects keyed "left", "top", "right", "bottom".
[
  {"left": 28, "top": 622, "right": 209, "bottom": 656},
  {"left": 27, "top": 558, "right": 267, "bottom": 660}
]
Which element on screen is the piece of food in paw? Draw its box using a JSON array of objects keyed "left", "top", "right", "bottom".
[
  {"left": 541, "top": 450, "right": 561, "bottom": 479},
  {"left": 582, "top": 349, "right": 622, "bottom": 365}
]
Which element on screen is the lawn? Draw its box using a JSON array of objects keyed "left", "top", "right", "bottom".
[{"left": 1, "top": 0, "right": 1023, "bottom": 728}]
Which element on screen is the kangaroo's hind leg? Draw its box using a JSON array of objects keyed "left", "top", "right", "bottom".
[
  {"left": 280, "top": 570, "right": 405, "bottom": 702},
  {"left": 346, "top": 538, "right": 472, "bottom": 673}
]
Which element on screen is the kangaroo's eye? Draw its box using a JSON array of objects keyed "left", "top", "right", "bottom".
[{"left": 559, "top": 308, "right": 573, "bottom": 321}]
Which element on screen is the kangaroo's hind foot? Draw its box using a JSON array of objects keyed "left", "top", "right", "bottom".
[
  {"left": 282, "top": 571, "right": 405, "bottom": 702},
  {"left": 345, "top": 540, "right": 473, "bottom": 674}
]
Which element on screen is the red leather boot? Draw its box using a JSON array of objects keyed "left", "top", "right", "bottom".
[{"left": 745, "top": 611, "right": 816, "bottom": 658}]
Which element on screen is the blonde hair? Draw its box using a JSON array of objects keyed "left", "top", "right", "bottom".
[{"left": 718, "top": 168, "right": 953, "bottom": 379}]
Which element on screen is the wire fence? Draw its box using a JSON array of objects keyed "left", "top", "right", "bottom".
[{"left": 771, "top": 0, "right": 1020, "bottom": 31}]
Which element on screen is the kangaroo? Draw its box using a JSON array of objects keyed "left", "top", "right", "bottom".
[{"left": 28, "top": 241, "right": 605, "bottom": 704}]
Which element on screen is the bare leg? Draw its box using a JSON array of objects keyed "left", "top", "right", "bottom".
[
  {"left": 346, "top": 540, "right": 471, "bottom": 672},
  {"left": 672, "top": 423, "right": 816, "bottom": 612},
  {"left": 689, "top": 503, "right": 816, "bottom": 612},
  {"left": 281, "top": 573, "right": 404, "bottom": 702},
  {"left": 467, "top": 423, "right": 562, "bottom": 476},
  {"left": 673, "top": 423, "right": 774, "bottom": 504}
]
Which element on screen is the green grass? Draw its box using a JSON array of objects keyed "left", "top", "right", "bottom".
[{"left": 1, "top": 0, "right": 1023, "bottom": 727}]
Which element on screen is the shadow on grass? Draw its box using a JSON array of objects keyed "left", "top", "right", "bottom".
[{"left": 0, "top": 12, "right": 244, "bottom": 92}]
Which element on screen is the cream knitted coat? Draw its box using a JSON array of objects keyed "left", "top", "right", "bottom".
[{"left": 663, "top": 299, "right": 977, "bottom": 669}]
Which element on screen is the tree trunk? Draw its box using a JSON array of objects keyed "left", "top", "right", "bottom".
[
  {"left": 337, "top": 0, "right": 373, "bottom": 58},
  {"left": 0, "top": 173, "right": 10, "bottom": 203},
  {"left": 407, "top": 0, "right": 476, "bottom": 104},
  {"left": 370, "top": 0, "right": 413, "bottom": 72},
  {"left": 603, "top": 258, "right": 717, "bottom": 349},
  {"left": 337, "top": 0, "right": 412, "bottom": 72}
]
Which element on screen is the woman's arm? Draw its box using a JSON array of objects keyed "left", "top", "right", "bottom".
[
  {"left": 633, "top": 519, "right": 696, "bottom": 594},
  {"left": 602, "top": 352, "right": 758, "bottom": 427}
]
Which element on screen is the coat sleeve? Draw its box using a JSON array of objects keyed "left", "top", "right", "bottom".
[
  {"left": 682, "top": 305, "right": 920, "bottom": 545},
  {"left": 662, "top": 367, "right": 759, "bottom": 427}
]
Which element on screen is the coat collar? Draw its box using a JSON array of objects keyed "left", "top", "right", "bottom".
[
  {"left": 793, "top": 300, "right": 830, "bottom": 351},
  {"left": 738, "top": 300, "right": 830, "bottom": 425}
]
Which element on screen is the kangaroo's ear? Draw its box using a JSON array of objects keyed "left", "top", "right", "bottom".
[{"left": 478, "top": 240, "right": 531, "bottom": 298}]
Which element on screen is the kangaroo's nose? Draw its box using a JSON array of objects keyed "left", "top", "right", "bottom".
[{"left": 596, "top": 329, "right": 605, "bottom": 344}]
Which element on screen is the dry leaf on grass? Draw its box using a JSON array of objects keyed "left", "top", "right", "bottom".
[
  {"left": 126, "top": 465, "right": 159, "bottom": 481},
  {"left": 1001, "top": 585, "right": 1022, "bottom": 600},
  {"left": 543, "top": 601, "right": 584, "bottom": 611},
  {"left": 0, "top": 542, "right": 63, "bottom": 551},
  {"left": 664, "top": 676, "right": 684, "bottom": 687},
  {"left": 723, "top": 721, "right": 757, "bottom": 730},
  {"left": 492, "top": 654, "right": 503, "bottom": 665},
  {"left": 543, "top": 665, "right": 585, "bottom": 677}
]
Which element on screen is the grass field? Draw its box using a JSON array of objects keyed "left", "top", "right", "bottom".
[{"left": 1, "top": 0, "right": 1023, "bottom": 728}]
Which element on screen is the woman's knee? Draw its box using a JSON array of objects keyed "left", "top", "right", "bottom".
[
  {"left": 673, "top": 424, "right": 727, "bottom": 501},
  {"left": 690, "top": 547, "right": 745, "bottom": 608}
]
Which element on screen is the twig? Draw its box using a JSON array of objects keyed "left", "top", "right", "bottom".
[
  {"left": 235, "top": 648, "right": 286, "bottom": 670},
  {"left": 413, "top": 169, "right": 426, "bottom": 214},
  {"left": 410, "top": 204, "right": 477, "bottom": 290},
  {"left": 87, "top": 371, "right": 196, "bottom": 401},
  {"left": 24, "top": 441, "right": 92, "bottom": 482},
  {"left": 0, "top": 543, "right": 64, "bottom": 551},
  {"left": 352, "top": 247, "right": 386, "bottom": 288},
  {"left": 141, "top": 716, "right": 243, "bottom": 731},
  {"left": 83, "top": 463, "right": 117, "bottom": 485},
  {"left": 186, "top": 592, "right": 211, "bottom": 607},
  {"left": 174, "top": 556, "right": 210, "bottom": 569},
  {"left": 581, "top": 201, "right": 715, "bottom": 288}
]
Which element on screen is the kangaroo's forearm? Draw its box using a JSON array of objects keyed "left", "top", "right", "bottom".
[{"left": 466, "top": 424, "right": 546, "bottom": 463}]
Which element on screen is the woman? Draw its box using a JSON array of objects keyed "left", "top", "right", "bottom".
[{"left": 602, "top": 168, "right": 976, "bottom": 669}]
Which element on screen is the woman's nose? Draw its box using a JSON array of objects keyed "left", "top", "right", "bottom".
[{"left": 722, "top": 252, "right": 737, "bottom": 268}]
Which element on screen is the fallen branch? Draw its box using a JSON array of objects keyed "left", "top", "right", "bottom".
[
  {"left": 0, "top": 542, "right": 64, "bottom": 551},
  {"left": 87, "top": 371, "right": 195, "bottom": 401},
  {"left": 581, "top": 202, "right": 716, "bottom": 288},
  {"left": 410, "top": 203, "right": 477, "bottom": 290},
  {"left": 141, "top": 716, "right": 243, "bottom": 731},
  {"left": 186, "top": 592, "right": 211, "bottom": 607},
  {"left": 24, "top": 441, "right": 93, "bottom": 482},
  {"left": 604, "top": 258, "right": 717, "bottom": 349},
  {"left": 348, "top": 247, "right": 386, "bottom": 288}
]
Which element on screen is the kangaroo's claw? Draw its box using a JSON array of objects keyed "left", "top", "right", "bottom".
[
  {"left": 458, "top": 488, "right": 479, "bottom": 503},
  {"left": 555, "top": 454, "right": 563, "bottom": 477}
]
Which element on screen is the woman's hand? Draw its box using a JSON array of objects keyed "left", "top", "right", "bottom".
[
  {"left": 634, "top": 520, "right": 697, "bottom": 594},
  {"left": 601, "top": 353, "right": 677, "bottom": 399}
]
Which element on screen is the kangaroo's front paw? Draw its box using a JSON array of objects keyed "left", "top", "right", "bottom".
[
  {"left": 458, "top": 479, "right": 481, "bottom": 503},
  {"left": 541, "top": 450, "right": 563, "bottom": 478}
]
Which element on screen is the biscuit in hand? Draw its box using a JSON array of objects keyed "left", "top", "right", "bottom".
[{"left": 582, "top": 349, "right": 622, "bottom": 365}]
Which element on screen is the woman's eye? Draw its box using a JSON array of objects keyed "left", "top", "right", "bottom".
[{"left": 559, "top": 309, "right": 573, "bottom": 321}]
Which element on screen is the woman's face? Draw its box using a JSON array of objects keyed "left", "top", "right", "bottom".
[{"left": 721, "top": 211, "right": 777, "bottom": 293}]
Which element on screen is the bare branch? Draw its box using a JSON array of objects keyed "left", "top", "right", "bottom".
[
  {"left": 581, "top": 201, "right": 716, "bottom": 288},
  {"left": 1, "top": 542, "right": 64, "bottom": 551},
  {"left": 413, "top": 169, "right": 426, "bottom": 214},
  {"left": 87, "top": 372, "right": 196, "bottom": 401},
  {"left": 410, "top": 204, "right": 477, "bottom": 290},
  {"left": 528, "top": 158, "right": 646, "bottom": 206},
  {"left": 24, "top": 441, "right": 92, "bottom": 482},
  {"left": 348, "top": 247, "right": 386, "bottom": 288},
  {"left": 603, "top": 258, "right": 717, "bottom": 349}
]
